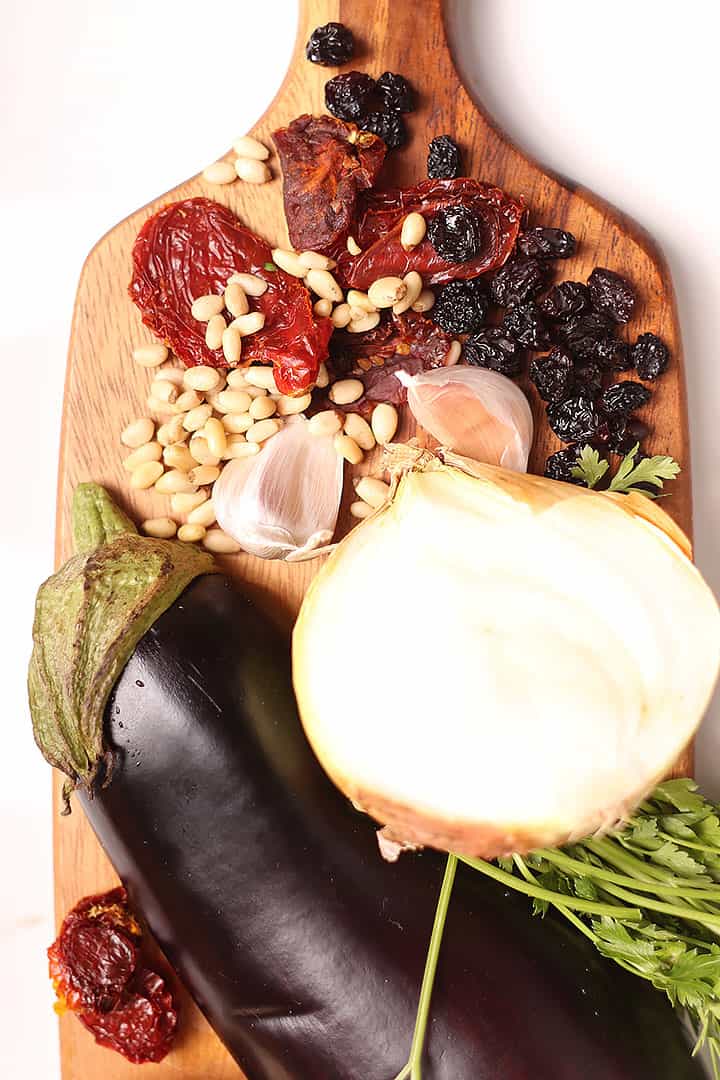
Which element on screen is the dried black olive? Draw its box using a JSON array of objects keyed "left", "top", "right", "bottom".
[
  {"left": 360, "top": 111, "right": 406, "bottom": 149},
  {"left": 517, "top": 227, "right": 576, "bottom": 260},
  {"left": 595, "top": 338, "right": 632, "bottom": 371},
  {"left": 433, "top": 280, "right": 488, "bottom": 335},
  {"left": 573, "top": 361, "right": 603, "bottom": 397},
  {"left": 376, "top": 71, "right": 415, "bottom": 113},
  {"left": 464, "top": 328, "right": 523, "bottom": 376},
  {"left": 305, "top": 22, "right": 355, "bottom": 66},
  {"left": 539, "top": 281, "right": 590, "bottom": 321},
  {"left": 605, "top": 416, "right": 650, "bottom": 455},
  {"left": 502, "top": 302, "right": 551, "bottom": 349},
  {"left": 490, "top": 256, "right": 549, "bottom": 307},
  {"left": 599, "top": 380, "right": 651, "bottom": 417},
  {"left": 544, "top": 445, "right": 585, "bottom": 484},
  {"left": 427, "top": 206, "right": 483, "bottom": 263},
  {"left": 587, "top": 267, "right": 636, "bottom": 324},
  {"left": 427, "top": 135, "right": 461, "bottom": 179},
  {"left": 558, "top": 311, "right": 615, "bottom": 361},
  {"left": 325, "top": 72, "right": 377, "bottom": 122},
  {"left": 530, "top": 348, "right": 575, "bottom": 403},
  {"left": 547, "top": 392, "right": 600, "bottom": 443},
  {"left": 632, "top": 333, "right": 670, "bottom": 380}
]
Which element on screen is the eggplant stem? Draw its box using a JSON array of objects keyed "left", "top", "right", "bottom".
[{"left": 393, "top": 854, "right": 458, "bottom": 1080}]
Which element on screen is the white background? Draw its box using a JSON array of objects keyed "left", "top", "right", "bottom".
[{"left": 2, "top": 1, "right": 719, "bottom": 1075}]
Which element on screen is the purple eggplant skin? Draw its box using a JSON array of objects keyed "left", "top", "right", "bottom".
[{"left": 77, "top": 575, "right": 705, "bottom": 1080}]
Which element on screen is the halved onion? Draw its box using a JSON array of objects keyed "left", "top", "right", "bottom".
[{"left": 293, "top": 454, "right": 720, "bottom": 857}]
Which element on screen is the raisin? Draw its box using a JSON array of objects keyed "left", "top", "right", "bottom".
[
  {"left": 305, "top": 22, "right": 354, "bottom": 66},
  {"left": 376, "top": 71, "right": 415, "bottom": 113},
  {"left": 427, "top": 135, "right": 461, "bottom": 179},
  {"left": 605, "top": 415, "right": 650, "bottom": 454},
  {"left": 433, "top": 280, "right": 488, "bottom": 334},
  {"left": 544, "top": 445, "right": 584, "bottom": 484},
  {"left": 599, "top": 380, "right": 651, "bottom": 417},
  {"left": 517, "top": 227, "right": 576, "bottom": 260},
  {"left": 587, "top": 267, "right": 636, "bottom": 324},
  {"left": 547, "top": 392, "right": 600, "bottom": 443},
  {"left": 464, "top": 328, "right": 523, "bottom": 376},
  {"left": 595, "top": 338, "right": 632, "bottom": 371},
  {"left": 573, "top": 361, "right": 603, "bottom": 396},
  {"left": 632, "top": 332, "right": 670, "bottom": 379},
  {"left": 325, "top": 72, "right": 377, "bottom": 122},
  {"left": 502, "top": 301, "right": 551, "bottom": 349},
  {"left": 558, "top": 310, "right": 615, "bottom": 360},
  {"left": 427, "top": 205, "right": 483, "bottom": 263},
  {"left": 539, "top": 281, "right": 590, "bottom": 320},
  {"left": 490, "top": 256, "right": 549, "bottom": 307},
  {"left": 530, "top": 347, "right": 575, "bottom": 403},
  {"left": 361, "top": 111, "right": 406, "bottom": 149}
]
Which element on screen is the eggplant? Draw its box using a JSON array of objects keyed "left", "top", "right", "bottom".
[{"left": 78, "top": 574, "right": 704, "bottom": 1079}]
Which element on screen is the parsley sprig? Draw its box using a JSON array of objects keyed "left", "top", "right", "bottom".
[{"left": 571, "top": 443, "right": 680, "bottom": 497}]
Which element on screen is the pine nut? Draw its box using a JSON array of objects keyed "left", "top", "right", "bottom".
[
  {"left": 271, "top": 249, "right": 306, "bottom": 277},
  {"left": 229, "top": 312, "right": 265, "bottom": 337},
  {"left": 205, "top": 314, "right": 227, "bottom": 351},
  {"left": 222, "top": 412, "right": 254, "bottom": 433},
  {"left": 183, "top": 403, "right": 213, "bottom": 432},
  {"left": 202, "top": 160, "right": 237, "bottom": 185},
  {"left": 215, "top": 389, "right": 253, "bottom": 413},
  {"left": 227, "top": 272, "right": 268, "bottom": 297},
  {"left": 222, "top": 439, "right": 259, "bottom": 460},
  {"left": 348, "top": 311, "right": 381, "bottom": 334},
  {"left": 446, "top": 340, "right": 462, "bottom": 365},
  {"left": 204, "top": 417, "right": 227, "bottom": 458},
  {"left": 334, "top": 433, "right": 364, "bottom": 465},
  {"left": 246, "top": 418, "right": 281, "bottom": 443},
  {"left": 224, "top": 282, "right": 249, "bottom": 318},
  {"left": 188, "top": 464, "right": 220, "bottom": 487},
  {"left": 350, "top": 500, "right": 373, "bottom": 520},
  {"left": 171, "top": 491, "right": 208, "bottom": 516},
  {"left": 344, "top": 412, "right": 376, "bottom": 451},
  {"left": 305, "top": 268, "right": 343, "bottom": 303},
  {"left": 203, "top": 529, "right": 242, "bottom": 554},
  {"left": 277, "top": 393, "right": 311, "bottom": 416},
  {"left": 331, "top": 303, "right": 352, "bottom": 328},
  {"left": 346, "top": 235, "right": 361, "bottom": 255},
  {"left": 346, "top": 289, "right": 376, "bottom": 313},
  {"left": 178, "top": 523, "right": 207, "bottom": 543},
  {"left": 158, "top": 368, "right": 186, "bottom": 388},
  {"left": 330, "top": 378, "right": 364, "bottom": 405},
  {"left": 314, "top": 298, "right": 333, "bottom": 317},
  {"left": 249, "top": 395, "right": 277, "bottom": 420},
  {"left": 146, "top": 395, "right": 175, "bottom": 416},
  {"left": 355, "top": 476, "right": 390, "bottom": 508},
  {"left": 142, "top": 517, "right": 177, "bottom": 538},
  {"left": 245, "top": 385, "right": 268, "bottom": 398},
  {"left": 234, "top": 157, "right": 271, "bottom": 184},
  {"left": 150, "top": 379, "right": 179, "bottom": 404},
  {"left": 222, "top": 327, "right": 242, "bottom": 367},
  {"left": 244, "top": 366, "right": 278, "bottom": 391},
  {"left": 133, "top": 343, "right": 168, "bottom": 368},
  {"left": 401, "top": 212, "right": 427, "bottom": 251},
  {"left": 392, "top": 271, "right": 423, "bottom": 315},
  {"left": 175, "top": 389, "right": 204, "bottom": 412},
  {"left": 368, "top": 276, "right": 406, "bottom": 309},
  {"left": 157, "top": 415, "right": 188, "bottom": 446},
  {"left": 189, "top": 435, "right": 220, "bottom": 466},
  {"left": 163, "top": 443, "right": 196, "bottom": 471},
  {"left": 121, "top": 417, "right": 155, "bottom": 448},
  {"left": 187, "top": 499, "right": 216, "bottom": 527},
  {"left": 226, "top": 369, "right": 249, "bottom": 388},
  {"left": 316, "top": 362, "right": 330, "bottom": 388},
  {"left": 183, "top": 366, "right": 223, "bottom": 393},
  {"left": 130, "top": 460, "right": 164, "bottom": 489},
  {"left": 308, "top": 410, "right": 343, "bottom": 437},
  {"left": 155, "top": 469, "right": 198, "bottom": 495},
  {"left": 232, "top": 134, "right": 270, "bottom": 160},
  {"left": 191, "top": 294, "right": 225, "bottom": 322},
  {"left": 299, "top": 251, "right": 336, "bottom": 271},
  {"left": 412, "top": 288, "right": 435, "bottom": 312},
  {"left": 371, "top": 403, "right": 398, "bottom": 445},
  {"left": 123, "top": 442, "right": 162, "bottom": 471}
]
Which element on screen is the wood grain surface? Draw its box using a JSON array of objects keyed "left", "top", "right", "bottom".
[{"left": 53, "top": 0, "right": 692, "bottom": 1075}]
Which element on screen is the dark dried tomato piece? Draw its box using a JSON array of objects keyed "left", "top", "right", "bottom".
[
  {"left": 325, "top": 71, "right": 377, "bottom": 122},
  {"left": 336, "top": 178, "right": 524, "bottom": 289},
  {"left": 490, "top": 256, "right": 549, "bottom": 307},
  {"left": 464, "top": 328, "right": 523, "bottom": 376},
  {"left": 376, "top": 71, "right": 415, "bottom": 113},
  {"left": 517, "top": 227, "right": 576, "bottom": 260},
  {"left": 547, "top": 392, "right": 600, "bottom": 443},
  {"left": 539, "top": 281, "right": 590, "bottom": 321},
  {"left": 427, "top": 135, "right": 461, "bottom": 179},
  {"left": 544, "top": 445, "right": 584, "bottom": 484},
  {"left": 361, "top": 111, "right": 406, "bottom": 149},
  {"left": 433, "top": 279, "right": 488, "bottom": 334},
  {"left": 587, "top": 267, "right": 636, "bottom": 324},
  {"left": 557, "top": 310, "right": 615, "bottom": 361},
  {"left": 599, "top": 380, "right": 651, "bottom": 416},
  {"left": 129, "top": 198, "right": 332, "bottom": 396},
  {"left": 632, "top": 332, "right": 670, "bottom": 379},
  {"left": 80, "top": 969, "right": 177, "bottom": 1065},
  {"left": 273, "top": 114, "right": 386, "bottom": 256},
  {"left": 530, "top": 347, "right": 575, "bottom": 403},
  {"left": 305, "top": 22, "right": 354, "bottom": 66},
  {"left": 502, "top": 301, "right": 551, "bottom": 349}
]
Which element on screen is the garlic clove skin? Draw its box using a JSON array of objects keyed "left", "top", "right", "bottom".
[
  {"left": 401, "top": 365, "right": 533, "bottom": 472},
  {"left": 213, "top": 416, "right": 344, "bottom": 560}
]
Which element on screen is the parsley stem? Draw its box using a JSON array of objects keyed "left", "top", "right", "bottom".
[
  {"left": 536, "top": 848, "right": 720, "bottom": 901},
  {"left": 598, "top": 881, "right": 720, "bottom": 933}
]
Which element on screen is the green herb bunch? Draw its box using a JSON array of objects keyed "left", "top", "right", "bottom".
[{"left": 572, "top": 443, "right": 680, "bottom": 496}]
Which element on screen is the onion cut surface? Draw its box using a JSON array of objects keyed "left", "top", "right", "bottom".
[{"left": 293, "top": 457, "right": 720, "bottom": 857}]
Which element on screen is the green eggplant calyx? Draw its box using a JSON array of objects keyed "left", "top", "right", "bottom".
[{"left": 28, "top": 484, "right": 218, "bottom": 811}]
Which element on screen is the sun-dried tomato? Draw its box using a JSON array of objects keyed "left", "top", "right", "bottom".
[
  {"left": 336, "top": 178, "right": 524, "bottom": 289},
  {"left": 129, "top": 198, "right": 332, "bottom": 396},
  {"left": 272, "top": 114, "right": 386, "bottom": 257},
  {"left": 48, "top": 887, "right": 177, "bottom": 1064}
]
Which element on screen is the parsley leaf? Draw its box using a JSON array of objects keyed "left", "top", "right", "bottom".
[
  {"left": 607, "top": 443, "right": 681, "bottom": 497},
  {"left": 571, "top": 445, "right": 609, "bottom": 489}
]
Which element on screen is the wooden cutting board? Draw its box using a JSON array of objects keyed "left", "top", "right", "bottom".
[{"left": 52, "top": 1, "right": 692, "bottom": 1076}]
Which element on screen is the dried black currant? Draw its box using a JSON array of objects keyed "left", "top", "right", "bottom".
[
  {"left": 517, "top": 227, "right": 576, "bottom": 260},
  {"left": 632, "top": 333, "right": 670, "bottom": 380},
  {"left": 539, "top": 281, "right": 590, "bottom": 321},
  {"left": 547, "top": 392, "right": 600, "bottom": 443},
  {"left": 325, "top": 72, "right": 377, "bottom": 122},
  {"left": 595, "top": 338, "right": 632, "bottom": 371},
  {"left": 427, "top": 135, "right": 461, "bottom": 179},
  {"left": 433, "top": 280, "right": 488, "bottom": 335},
  {"left": 427, "top": 206, "right": 483, "bottom": 263},
  {"left": 529, "top": 347, "right": 575, "bottom": 403},
  {"left": 490, "top": 256, "right": 549, "bottom": 307},
  {"left": 558, "top": 310, "right": 615, "bottom": 361},
  {"left": 306, "top": 22, "right": 354, "bottom": 66},
  {"left": 587, "top": 267, "right": 636, "bottom": 324},
  {"left": 464, "top": 328, "right": 523, "bottom": 376},
  {"left": 502, "top": 301, "right": 551, "bottom": 349},
  {"left": 573, "top": 361, "right": 603, "bottom": 396},
  {"left": 376, "top": 71, "right": 414, "bottom": 113},
  {"left": 361, "top": 111, "right": 406, "bottom": 149},
  {"left": 544, "top": 445, "right": 585, "bottom": 484},
  {"left": 599, "top": 380, "right": 651, "bottom": 417},
  {"left": 605, "top": 415, "right": 650, "bottom": 455}
]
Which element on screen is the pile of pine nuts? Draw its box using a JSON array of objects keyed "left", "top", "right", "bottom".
[{"left": 202, "top": 133, "right": 272, "bottom": 188}]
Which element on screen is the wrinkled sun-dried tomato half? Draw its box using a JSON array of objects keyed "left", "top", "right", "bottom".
[
  {"left": 48, "top": 887, "right": 177, "bottom": 1064},
  {"left": 337, "top": 178, "right": 524, "bottom": 289},
  {"left": 273, "top": 114, "right": 386, "bottom": 257},
  {"left": 129, "top": 197, "right": 332, "bottom": 395}
]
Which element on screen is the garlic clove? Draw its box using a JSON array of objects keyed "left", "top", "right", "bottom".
[{"left": 400, "top": 365, "right": 533, "bottom": 472}]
